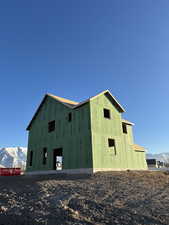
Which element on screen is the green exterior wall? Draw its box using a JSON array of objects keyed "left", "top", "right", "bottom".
[
  {"left": 26, "top": 92, "right": 147, "bottom": 173},
  {"left": 90, "top": 93, "right": 147, "bottom": 171},
  {"left": 26, "top": 96, "right": 93, "bottom": 172}
]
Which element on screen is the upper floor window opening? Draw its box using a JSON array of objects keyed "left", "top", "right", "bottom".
[
  {"left": 48, "top": 120, "right": 55, "bottom": 132},
  {"left": 104, "top": 108, "right": 111, "bottom": 119},
  {"left": 68, "top": 113, "right": 72, "bottom": 122},
  {"left": 122, "top": 123, "right": 127, "bottom": 134}
]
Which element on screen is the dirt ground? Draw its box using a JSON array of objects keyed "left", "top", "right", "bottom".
[{"left": 0, "top": 171, "right": 169, "bottom": 225}]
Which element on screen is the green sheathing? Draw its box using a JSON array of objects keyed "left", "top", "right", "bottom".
[
  {"left": 134, "top": 151, "right": 148, "bottom": 169},
  {"left": 125, "top": 125, "right": 134, "bottom": 145},
  {"left": 26, "top": 96, "right": 93, "bottom": 172},
  {"left": 124, "top": 125, "right": 147, "bottom": 170},
  {"left": 90, "top": 94, "right": 147, "bottom": 170}
]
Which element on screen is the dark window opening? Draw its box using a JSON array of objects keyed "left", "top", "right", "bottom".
[
  {"left": 104, "top": 108, "right": 111, "bottom": 119},
  {"left": 48, "top": 120, "right": 55, "bottom": 132},
  {"left": 108, "top": 139, "right": 115, "bottom": 147},
  {"left": 68, "top": 113, "right": 72, "bottom": 122},
  {"left": 122, "top": 123, "right": 127, "bottom": 134},
  {"left": 30, "top": 151, "right": 33, "bottom": 166},
  {"left": 108, "top": 139, "right": 116, "bottom": 155},
  {"left": 43, "top": 148, "right": 47, "bottom": 165}
]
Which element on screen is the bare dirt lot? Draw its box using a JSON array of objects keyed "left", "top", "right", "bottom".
[{"left": 0, "top": 171, "right": 169, "bottom": 225}]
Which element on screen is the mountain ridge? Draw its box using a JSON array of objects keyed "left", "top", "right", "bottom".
[
  {"left": 146, "top": 152, "right": 169, "bottom": 163},
  {"left": 1, "top": 147, "right": 169, "bottom": 169},
  {"left": 0, "top": 147, "right": 27, "bottom": 170}
]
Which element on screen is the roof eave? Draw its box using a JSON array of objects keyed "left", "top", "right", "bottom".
[
  {"left": 103, "top": 90, "right": 125, "bottom": 113},
  {"left": 132, "top": 144, "right": 146, "bottom": 152},
  {"left": 26, "top": 94, "right": 48, "bottom": 131},
  {"left": 122, "top": 119, "right": 135, "bottom": 126}
]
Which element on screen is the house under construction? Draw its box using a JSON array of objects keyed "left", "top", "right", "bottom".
[{"left": 26, "top": 90, "right": 147, "bottom": 174}]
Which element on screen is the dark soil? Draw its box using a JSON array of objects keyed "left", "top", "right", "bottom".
[{"left": 0, "top": 171, "right": 169, "bottom": 225}]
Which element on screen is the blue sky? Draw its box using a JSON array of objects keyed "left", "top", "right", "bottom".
[{"left": 0, "top": 0, "right": 169, "bottom": 153}]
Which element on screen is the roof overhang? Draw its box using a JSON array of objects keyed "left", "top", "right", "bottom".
[
  {"left": 103, "top": 90, "right": 125, "bottom": 113},
  {"left": 73, "top": 90, "right": 125, "bottom": 112},
  {"left": 132, "top": 144, "right": 145, "bottom": 152},
  {"left": 122, "top": 119, "right": 135, "bottom": 126}
]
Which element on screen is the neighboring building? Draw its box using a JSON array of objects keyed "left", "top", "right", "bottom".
[
  {"left": 146, "top": 159, "right": 158, "bottom": 168},
  {"left": 146, "top": 159, "right": 165, "bottom": 168},
  {"left": 26, "top": 90, "right": 147, "bottom": 174},
  {"left": 159, "top": 161, "right": 165, "bottom": 168}
]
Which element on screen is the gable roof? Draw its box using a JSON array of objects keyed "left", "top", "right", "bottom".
[
  {"left": 73, "top": 90, "right": 125, "bottom": 112},
  {"left": 26, "top": 94, "right": 78, "bottom": 130},
  {"left": 26, "top": 90, "right": 125, "bottom": 130}
]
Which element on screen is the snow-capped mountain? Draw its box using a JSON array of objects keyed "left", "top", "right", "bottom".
[
  {"left": 0, "top": 147, "right": 27, "bottom": 170},
  {"left": 146, "top": 153, "right": 169, "bottom": 163}
]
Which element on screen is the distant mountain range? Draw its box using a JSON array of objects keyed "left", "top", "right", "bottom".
[
  {"left": 146, "top": 153, "right": 169, "bottom": 163},
  {"left": 0, "top": 147, "right": 169, "bottom": 169},
  {"left": 0, "top": 147, "right": 27, "bottom": 170}
]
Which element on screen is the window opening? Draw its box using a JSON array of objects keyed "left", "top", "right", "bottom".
[
  {"left": 68, "top": 113, "right": 72, "bottom": 122},
  {"left": 43, "top": 148, "right": 47, "bottom": 165},
  {"left": 30, "top": 151, "right": 33, "bottom": 166},
  {"left": 122, "top": 123, "right": 127, "bottom": 134},
  {"left": 108, "top": 139, "right": 116, "bottom": 155},
  {"left": 104, "top": 108, "right": 111, "bottom": 119},
  {"left": 48, "top": 120, "right": 55, "bottom": 132}
]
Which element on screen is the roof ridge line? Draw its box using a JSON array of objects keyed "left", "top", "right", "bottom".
[{"left": 47, "top": 93, "right": 79, "bottom": 105}]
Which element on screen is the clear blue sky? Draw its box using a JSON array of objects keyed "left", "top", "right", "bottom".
[{"left": 0, "top": 0, "right": 169, "bottom": 153}]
